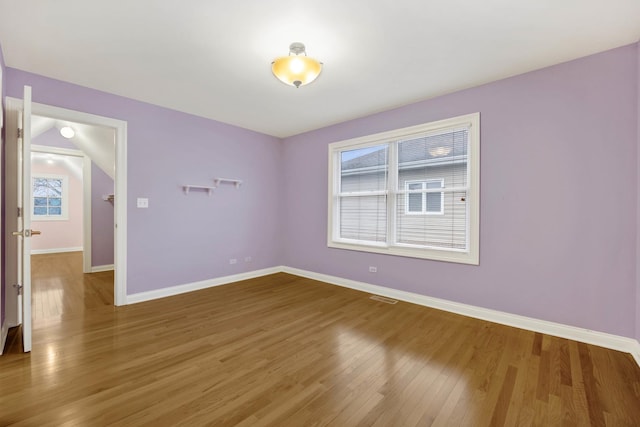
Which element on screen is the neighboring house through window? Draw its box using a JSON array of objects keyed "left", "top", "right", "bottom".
[
  {"left": 405, "top": 179, "right": 444, "bottom": 215},
  {"left": 328, "top": 113, "right": 480, "bottom": 265},
  {"left": 32, "top": 174, "right": 69, "bottom": 220}
]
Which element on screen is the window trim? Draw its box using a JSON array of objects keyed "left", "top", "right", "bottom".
[
  {"left": 404, "top": 179, "right": 444, "bottom": 215},
  {"left": 32, "top": 173, "right": 70, "bottom": 221},
  {"left": 327, "top": 112, "right": 480, "bottom": 265}
]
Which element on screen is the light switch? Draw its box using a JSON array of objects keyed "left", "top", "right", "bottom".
[{"left": 137, "top": 198, "right": 149, "bottom": 208}]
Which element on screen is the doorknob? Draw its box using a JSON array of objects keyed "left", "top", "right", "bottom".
[{"left": 12, "top": 229, "right": 42, "bottom": 237}]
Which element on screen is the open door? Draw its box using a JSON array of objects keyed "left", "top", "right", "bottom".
[{"left": 5, "top": 86, "right": 38, "bottom": 353}]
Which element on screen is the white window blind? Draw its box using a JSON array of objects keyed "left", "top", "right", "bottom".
[
  {"left": 396, "top": 130, "right": 468, "bottom": 249},
  {"left": 339, "top": 145, "right": 388, "bottom": 244}
]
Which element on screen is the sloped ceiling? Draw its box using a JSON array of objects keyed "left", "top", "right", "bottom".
[
  {"left": 1, "top": 0, "right": 639, "bottom": 137},
  {"left": 31, "top": 115, "right": 115, "bottom": 179}
]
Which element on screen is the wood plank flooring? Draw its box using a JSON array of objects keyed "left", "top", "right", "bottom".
[
  {"left": 30, "top": 252, "right": 114, "bottom": 322},
  {"left": 1, "top": 253, "right": 639, "bottom": 426}
]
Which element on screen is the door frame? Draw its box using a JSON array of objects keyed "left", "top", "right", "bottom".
[{"left": 5, "top": 97, "right": 128, "bottom": 307}]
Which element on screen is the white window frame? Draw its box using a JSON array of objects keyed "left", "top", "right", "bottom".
[
  {"left": 327, "top": 112, "right": 480, "bottom": 265},
  {"left": 32, "top": 173, "right": 69, "bottom": 221},
  {"left": 405, "top": 179, "right": 444, "bottom": 215}
]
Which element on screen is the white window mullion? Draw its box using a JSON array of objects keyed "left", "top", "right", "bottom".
[
  {"left": 464, "top": 123, "right": 473, "bottom": 253},
  {"left": 387, "top": 142, "right": 398, "bottom": 246},
  {"left": 331, "top": 149, "right": 341, "bottom": 242},
  {"left": 338, "top": 190, "right": 388, "bottom": 197}
]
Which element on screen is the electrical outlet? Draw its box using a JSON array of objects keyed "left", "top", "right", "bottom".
[
  {"left": 244, "top": 257, "right": 252, "bottom": 263},
  {"left": 369, "top": 266, "right": 377, "bottom": 273},
  {"left": 137, "top": 198, "right": 149, "bottom": 208},
  {"left": 229, "top": 258, "right": 237, "bottom": 265}
]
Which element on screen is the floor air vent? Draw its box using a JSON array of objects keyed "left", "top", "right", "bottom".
[{"left": 369, "top": 295, "right": 398, "bottom": 304}]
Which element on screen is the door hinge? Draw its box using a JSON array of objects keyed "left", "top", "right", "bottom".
[
  {"left": 17, "top": 207, "right": 22, "bottom": 218},
  {"left": 17, "top": 128, "right": 23, "bottom": 139},
  {"left": 13, "top": 284, "right": 23, "bottom": 295}
]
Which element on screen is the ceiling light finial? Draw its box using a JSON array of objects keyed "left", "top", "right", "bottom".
[{"left": 272, "top": 42, "right": 322, "bottom": 88}]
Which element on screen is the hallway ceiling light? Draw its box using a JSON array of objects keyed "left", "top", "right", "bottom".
[
  {"left": 60, "top": 126, "right": 75, "bottom": 139},
  {"left": 272, "top": 42, "right": 322, "bottom": 88}
]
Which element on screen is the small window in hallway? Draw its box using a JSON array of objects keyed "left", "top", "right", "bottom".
[{"left": 32, "top": 174, "right": 69, "bottom": 220}]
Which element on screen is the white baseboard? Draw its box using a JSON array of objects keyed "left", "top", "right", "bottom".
[
  {"left": 0, "top": 321, "right": 8, "bottom": 356},
  {"left": 31, "top": 246, "right": 83, "bottom": 255},
  {"left": 281, "top": 266, "right": 640, "bottom": 366},
  {"left": 632, "top": 341, "right": 640, "bottom": 367},
  {"left": 91, "top": 264, "right": 114, "bottom": 273},
  {"left": 126, "top": 266, "right": 283, "bottom": 305}
]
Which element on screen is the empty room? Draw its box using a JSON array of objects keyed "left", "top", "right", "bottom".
[{"left": 1, "top": 1, "right": 639, "bottom": 426}]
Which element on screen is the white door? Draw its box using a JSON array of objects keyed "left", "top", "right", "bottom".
[{"left": 6, "top": 86, "right": 37, "bottom": 352}]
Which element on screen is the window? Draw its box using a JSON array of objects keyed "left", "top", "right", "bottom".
[
  {"left": 32, "top": 174, "right": 69, "bottom": 220},
  {"left": 405, "top": 179, "right": 444, "bottom": 215},
  {"left": 328, "top": 113, "right": 479, "bottom": 264}
]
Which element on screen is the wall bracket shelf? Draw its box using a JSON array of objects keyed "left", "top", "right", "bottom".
[
  {"left": 214, "top": 178, "right": 242, "bottom": 188},
  {"left": 183, "top": 185, "right": 216, "bottom": 196},
  {"left": 183, "top": 177, "right": 242, "bottom": 196}
]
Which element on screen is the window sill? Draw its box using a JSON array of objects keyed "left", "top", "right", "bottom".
[{"left": 328, "top": 239, "right": 479, "bottom": 265}]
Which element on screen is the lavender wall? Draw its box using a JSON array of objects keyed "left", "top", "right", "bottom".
[
  {"left": 637, "top": 41, "right": 640, "bottom": 342},
  {"left": 35, "top": 128, "right": 115, "bottom": 267},
  {"left": 5, "top": 69, "right": 283, "bottom": 295},
  {"left": 91, "top": 163, "right": 113, "bottom": 267},
  {"left": 1, "top": 41, "right": 6, "bottom": 327},
  {"left": 282, "top": 44, "right": 639, "bottom": 338}
]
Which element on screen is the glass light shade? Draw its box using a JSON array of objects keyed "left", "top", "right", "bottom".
[
  {"left": 272, "top": 55, "right": 322, "bottom": 88},
  {"left": 60, "top": 126, "right": 75, "bottom": 138},
  {"left": 428, "top": 146, "right": 451, "bottom": 157}
]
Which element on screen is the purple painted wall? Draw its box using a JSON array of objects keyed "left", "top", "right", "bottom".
[
  {"left": 282, "top": 44, "right": 639, "bottom": 339},
  {"left": 1, "top": 41, "right": 6, "bottom": 327},
  {"left": 5, "top": 69, "right": 283, "bottom": 295},
  {"left": 91, "top": 163, "right": 114, "bottom": 267},
  {"left": 34, "top": 128, "right": 115, "bottom": 267},
  {"left": 637, "top": 41, "right": 640, "bottom": 342}
]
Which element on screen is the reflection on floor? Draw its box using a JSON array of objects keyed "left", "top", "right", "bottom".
[
  {"left": 3, "top": 251, "right": 113, "bottom": 354},
  {"left": 31, "top": 251, "right": 114, "bottom": 321},
  {"left": 1, "top": 265, "right": 639, "bottom": 425}
]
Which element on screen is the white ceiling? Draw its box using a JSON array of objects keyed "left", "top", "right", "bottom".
[{"left": 1, "top": 1, "right": 639, "bottom": 138}]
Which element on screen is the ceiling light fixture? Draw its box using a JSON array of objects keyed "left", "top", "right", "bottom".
[
  {"left": 272, "top": 42, "right": 322, "bottom": 88},
  {"left": 429, "top": 146, "right": 451, "bottom": 157},
  {"left": 60, "top": 126, "right": 75, "bottom": 139}
]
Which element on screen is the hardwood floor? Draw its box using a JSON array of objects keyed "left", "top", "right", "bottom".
[
  {"left": 1, "top": 254, "right": 639, "bottom": 426},
  {"left": 30, "top": 252, "right": 114, "bottom": 322}
]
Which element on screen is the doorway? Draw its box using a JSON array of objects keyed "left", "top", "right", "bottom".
[
  {"left": 30, "top": 124, "right": 116, "bottom": 320},
  {"left": 30, "top": 114, "right": 116, "bottom": 275},
  {"left": 3, "top": 97, "right": 128, "bottom": 346}
]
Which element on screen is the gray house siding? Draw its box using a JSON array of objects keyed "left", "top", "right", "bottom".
[{"left": 339, "top": 162, "right": 467, "bottom": 249}]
